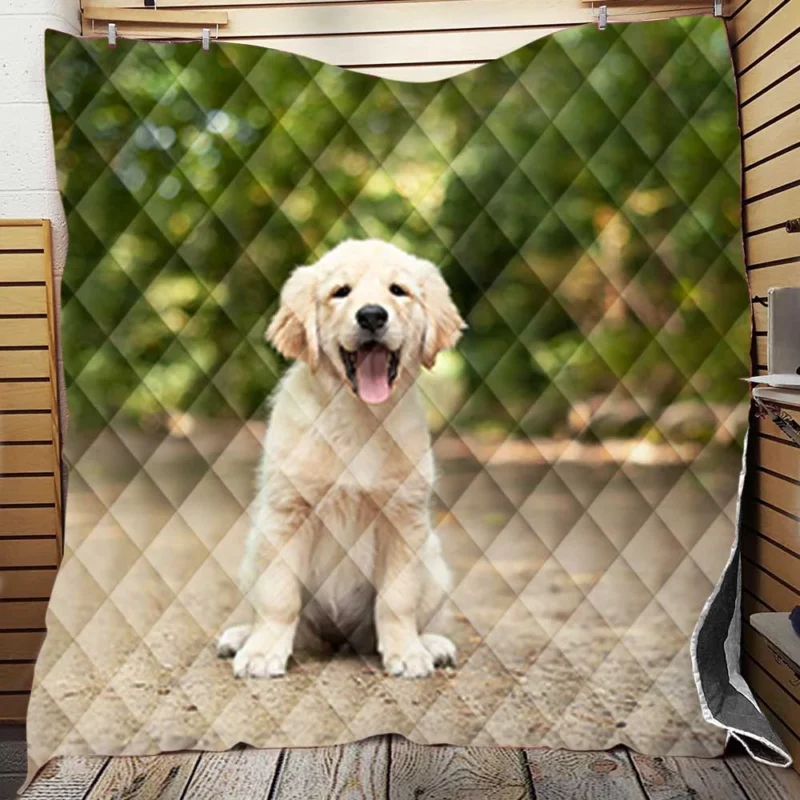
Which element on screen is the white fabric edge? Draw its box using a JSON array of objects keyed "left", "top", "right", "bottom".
[{"left": 689, "top": 430, "right": 792, "bottom": 767}]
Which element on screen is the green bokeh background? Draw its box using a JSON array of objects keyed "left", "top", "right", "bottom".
[{"left": 45, "top": 18, "right": 748, "bottom": 444}]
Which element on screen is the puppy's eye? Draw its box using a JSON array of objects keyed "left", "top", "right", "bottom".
[
  {"left": 331, "top": 285, "right": 351, "bottom": 299},
  {"left": 389, "top": 283, "right": 409, "bottom": 297}
]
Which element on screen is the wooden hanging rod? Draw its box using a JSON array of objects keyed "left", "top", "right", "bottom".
[{"left": 82, "top": 8, "right": 228, "bottom": 25}]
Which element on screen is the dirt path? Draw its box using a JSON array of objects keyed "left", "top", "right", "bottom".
[{"left": 27, "top": 425, "right": 736, "bottom": 766}]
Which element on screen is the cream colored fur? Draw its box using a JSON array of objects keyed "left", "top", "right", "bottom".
[{"left": 217, "top": 239, "right": 465, "bottom": 679}]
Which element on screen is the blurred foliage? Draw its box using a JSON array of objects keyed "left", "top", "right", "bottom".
[{"left": 45, "top": 18, "right": 748, "bottom": 442}]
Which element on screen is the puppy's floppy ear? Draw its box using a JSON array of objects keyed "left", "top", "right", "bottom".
[
  {"left": 420, "top": 261, "right": 465, "bottom": 370},
  {"left": 266, "top": 265, "right": 320, "bottom": 371}
]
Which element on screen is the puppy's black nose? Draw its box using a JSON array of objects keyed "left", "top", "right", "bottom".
[{"left": 356, "top": 304, "right": 388, "bottom": 333}]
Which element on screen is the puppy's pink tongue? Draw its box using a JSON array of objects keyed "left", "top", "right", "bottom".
[{"left": 356, "top": 347, "right": 391, "bottom": 404}]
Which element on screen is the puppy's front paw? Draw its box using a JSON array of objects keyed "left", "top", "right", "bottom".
[
  {"left": 383, "top": 641, "right": 435, "bottom": 679},
  {"left": 233, "top": 649, "right": 289, "bottom": 678},
  {"left": 420, "top": 633, "right": 457, "bottom": 668},
  {"left": 216, "top": 624, "right": 252, "bottom": 659},
  {"left": 231, "top": 629, "right": 293, "bottom": 679}
]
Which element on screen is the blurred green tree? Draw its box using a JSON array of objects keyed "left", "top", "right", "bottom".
[{"left": 45, "top": 17, "right": 747, "bottom": 443}]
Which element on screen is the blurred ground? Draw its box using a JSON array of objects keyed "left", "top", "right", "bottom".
[{"left": 28, "top": 424, "right": 738, "bottom": 766}]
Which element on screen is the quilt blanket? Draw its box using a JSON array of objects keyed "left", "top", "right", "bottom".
[{"left": 26, "top": 17, "right": 787, "bottom": 771}]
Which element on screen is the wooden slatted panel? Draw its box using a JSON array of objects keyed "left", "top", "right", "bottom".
[
  {"left": 0, "top": 220, "right": 61, "bottom": 724},
  {"left": 743, "top": 657, "right": 800, "bottom": 749},
  {"left": 746, "top": 186, "right": 800, "bottom": 236},
  {"left": 0, "top": 600, "right": 49, "bottom": 629},
  {"left": 742, "top": 527, "right": 800, "bottom": 591},
  {"left": 0, "top": 694, "right": 32, "bottom": 723},
  {"left": 80, "top": 0, "right": 712, "bottom": 80},
  {"left": 0, "top": 538, "right": 60, "bottom": 568},
  {"left": 746, "top": 262, "right": 800, "bottom": 296},
  {"left": 0, "top": 664, "right": 35, "bottom": 693},
  {"left": 741, "top": 558, "right": 799, "bottom": 614},
  {"left": 743, "top": 623, "right": 800, "bottom": 707},
  {"left": 0, "top": 631, "right": 47, "bottom": 661},
  {"left": 746, "top": 227, "right": 800, "bottom": 271},
  {"left": 732, "top": 1, "right": 800, "bottom": 77}
]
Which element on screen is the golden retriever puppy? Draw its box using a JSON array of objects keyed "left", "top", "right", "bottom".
[{"left": 217, "top": 239, "right": 465, "bottom": 679}]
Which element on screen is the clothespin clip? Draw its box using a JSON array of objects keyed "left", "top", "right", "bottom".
[
  {"left": 598, "top": 5, "right": 608, "bottom": 30},
  {"left": 107, "top": 22, "right": 117, "bottom": 49},
  {"left": 713, "top": 0, "right": 723, "bottom": 17},
  {"left": 202, "top": 28, "right": 211, "bottom": 51}
]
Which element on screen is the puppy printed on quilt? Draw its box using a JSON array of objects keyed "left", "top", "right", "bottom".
[{"left": 217, "top": 239, "right": 465, "bottom": 679}]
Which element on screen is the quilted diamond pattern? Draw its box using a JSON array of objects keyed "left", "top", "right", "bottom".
[{"left": 31, "top": 18, "right": 746, "bottom": 768}]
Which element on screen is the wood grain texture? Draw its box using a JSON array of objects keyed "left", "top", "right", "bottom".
[
  {"left": 391, "top": 737, "right": 531, "bottom": 800},
  {"left": 735, "top": 29, "right": 800, "bottom": 104},
  {"left": 0, "top": 225, "right": 45, "bottom": 252},
  {"left": 0, "top": 382, "right": 52, "bottom": 412},
  {"left": 0, "top": 630, "right": 46, "bottom": 661},
  {"left": 0, "top": 350, "right": 50, "bottom": 380},
  {"left": 630, "top": 752, "right": 749, "bottom": 799},
  {"left": 0, "top": 662, "right": 35, "bottom": 692},
  {"left": 748, "top": 262, "right": 800, "bottom": 296},
  {"left": 0, "top": 443, "right": 54, "bottom": 473},
  {"left": 734, "top": 1, "right": 799, "bottom": 73},
  {"left": 726, "top": 749, "right": 800, "bottom": 799},
  {"left": 742, "top": 557, "right": 800, "bottom": 612},
  {"left": 22, "top": 756, "right": 110, "bottom": 800},
  {"left": 272, "top": 737, "right": 388, "bottom": 799},
  {"left": 525, "top": 748, "right": 644, "bottom": 800},
  {"left": 21, "top": 745, "right": 800, "bottom": 800},
  {"left": 0, "top": 475, "right": 56, "bottom": 504},
  {"left": 740, "top": 67, "right": 800, "bottom": 137},
  {"left": 763, "top": 706, "right": 800, "bottom": 767},
  {"left": 746, "top": 185, "right": 800, "bottom": 235},
  {"left": 83, "top": 8, "right": 229, "bottom": 24},
  {"left": 751, "top": 436, "right": 800, "bottom": 484},
  {"left": 745, "top": 148, "right": 800, "bottom": 204},
  {"left": 0, "top": 568, "right": 57, "bottom": 600},
  {"left": 743, "top": 108, "right": 800, "bottom": 171},
  {"left": 0, "top": 285, "right": 47, "bottom": 315},
  {"left": 0, "top": 252, "right": 46, "bottom": 282},
  {"left": 0, "top": 599, "right": 48, "bottom": 629},
  {"left": 85, "top": 753, "right": 200, "bottom": 800},
  {"left": 743, "top": 490, "right": 800, "bottom": 556},
  {"left": 743, "top": 589, "right": 771, "bottom": 618},
  {"left": 0, "top": 693, "right": 29, "bottom": 722},
  {"left": 0, "top": 537, "right": 59, "bottom": 568},
  {"left": 0, "top": 506, "right": 58, "bottom": 536},
  {"left": 743, "top": 657, "right": 800, "bottom": 741},
  {"left": 0, "top": 317, "right": 49, "bottom": 347},
  {"left": 729, "top": 0, "right": 788, "bottom": 46},
  {"left": 746, "top": 226, "right": 800, "bottom": 270},
  {"left": 743, "top": 623, "right": 800, "bottom": 706},
  {"left": 182, "top": 749, "right": 281, "bottom": 799},
  {"left": 750, "top": 468, "right": 800, "bottom": 519}
]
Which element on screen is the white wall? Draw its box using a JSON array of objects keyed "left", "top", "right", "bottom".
[{"left": 0, "top": 0, "right": 80, "bottom": 275}]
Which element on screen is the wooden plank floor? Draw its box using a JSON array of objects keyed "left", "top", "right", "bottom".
[{"left": 20, "top": 738, "right": 800, "bottom": 799}]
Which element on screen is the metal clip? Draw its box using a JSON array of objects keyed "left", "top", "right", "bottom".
[
  {"left": 598, "top": 5, "right": 608, "bottom": 31},
  {"left": 786, "top": 218, "right": 800, "bottom": 233},
  {"left": 107, "top": 22, "right": 117, "bottom": 49},
  {"left": 713, "top": 0, "right": 723, "bottom": 17},
  {"left": 202, "top": 28, "right": 211, "bottom": 51}
]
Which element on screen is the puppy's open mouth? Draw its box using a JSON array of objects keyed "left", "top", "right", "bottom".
[{"left": 340, "top": 343, "right": 400, "bottom": 405}]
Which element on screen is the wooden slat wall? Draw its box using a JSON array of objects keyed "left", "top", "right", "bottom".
[
  {"left": 0, "top": 220, "right": 61, "bottom": 724},
  {"left": 726, "top": 0, "right": 800, "bottom": 773},
  {"left": 80, "top": 0, "right": 714, "bottom": 82}
]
